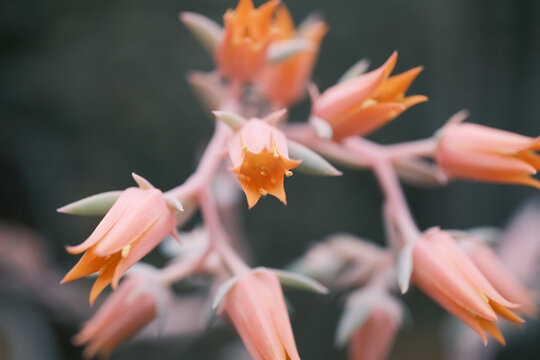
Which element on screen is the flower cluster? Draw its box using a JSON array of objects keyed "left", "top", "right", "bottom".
[{"left": 57, "top": 0, "right": 537, "bottom": 359}]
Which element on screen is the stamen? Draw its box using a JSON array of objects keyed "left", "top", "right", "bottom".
[
  {"left": 285, "top": 170, "right": 293, "bottom": 177},
  {"left": 121, "top": 243, "right": 132, "bottom": 258},
  {"left": 361, "top": 98, "right": 378, "bottom": 109},
  {"left": 273, "top": 147, "right": 280, "bottom": 158},
  {"left": 259, "top": 188, "right": 268, "bottom": 196}
]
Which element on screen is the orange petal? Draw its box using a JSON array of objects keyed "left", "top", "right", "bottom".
[
  {"left": 477, "top": 317, "right": 506, "bottom": 346},
  {"left": 332, "top": 102, "right": 406, "bottom": 139},
  {"left": 402, "top": 94, "right": 428, "bottom": 109},
  {"left": 62, "top": 248, "right": 107, "bottom": 283},
  {"left": 374, "top": 66, "right": 423, "bottom": 102},
  {"left": 89, "top": 253, "right": 122, "bottom": 305},
  {"left": 274, "top": 4, "right": 295, "bottom": 36}
]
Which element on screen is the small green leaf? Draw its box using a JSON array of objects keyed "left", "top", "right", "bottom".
[
  {"left": 57, "top": 191, "right": 122, "bottom": 216},
  {"left": 269, "top": 268, "right": 328, "bottom": 294},
  {"left": 337, "top": 58, "right": 370, "bottom": 83},
  {"left": 287, "top": 140, "right": 342, "bottom": 176},
  {"left": 212, "top": 276, "right": 240, "bottom": 309},
  {"left": 267, "top": 39, "right": 315, "bottom": 63},
  {"left": 397, "top": 243, "right": 414, "bottom": 294},
  {"left": 213, "top": 111, "right": 246, "bottom": 131},
  {"left": 132, "top": 172, "right": 155, "bottom": 189},
  {"left": 335, "top": 303, "right": 373, "bottom": 347},
  {"left": 179, "top": 12, "right": 222, "bottom": 55}
]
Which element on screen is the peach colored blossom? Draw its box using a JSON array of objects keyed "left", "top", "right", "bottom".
[
  {"left": 464, "top": 241, "right": 537, "bottom": 318},
  {"left": 312, "top": 51, "right": 427, "bottom": 141},
  {"left": 224, "top": 269, "right": 300, "bottom": 360},
  {"left": 73, "top": 274, "right": 161, "bottom": 358},
  {"left": 348, "top": 307, "right": 400, "bottom": 360},
  {"left": 228, "top": 118, "right": 300, "bottom": 208},
  {"left": 341, "top": 287, "right": 402, "bottom": 360},
  {"left": 435, "top": 123, "right": 540, "bottom": 189},
  {"left": 216, "top": 0, "right": 280, "bottom": 83},
  {"left": 62, "top": 186, "right": 179, "bottom": 304},
  {"left": 255, "top": 5, "right": 328, "bottom": 108},
  {"left": 411, "top": 228, "right": 522, "bottom": 345}
]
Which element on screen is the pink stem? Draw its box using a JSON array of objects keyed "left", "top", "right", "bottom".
[
  {"left": 159, "top": 249, "right": 211, "bottom": 285},
  {"left": 344, "top": 137, "right": 421, "bottom": 246},
  {"left": 166, "top": 121, "right": 231, "bottom": 200},
  {"left": 198, "top": 189, "right": 250, "bottom": 275},
  {"left": 285, "top": 123, "right": 436, "bottom": 165},
  {"left": 383, "top": 138, "right": 437, "bottom": 160}
]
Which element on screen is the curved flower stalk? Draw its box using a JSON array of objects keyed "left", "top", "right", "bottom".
[
  {"left": 255, "top": 5, "right": 328, "bottom": 108},
  {"left": 311, "top": 51, "right": 427, "bottom": 141},
  {"left": 222, "top": 269, "right": 301, "bottom": 360},
  {"left": 435, "top": 122, "right": 540, "bottom": 189},
  {"left": 215, "top": 0, "right": 280, "bottom": 84},
  {"left": 60, "top": 174, "right": 182, "bottom": 304},
  {"left": 227, "top": 118, "right": 301, "bottom": 208},
  {"left": 74, "top": 266, "right": 169, "bottom": 358},
  {"left": 411, "top": 228, "right": 522, "bottom": 345}
]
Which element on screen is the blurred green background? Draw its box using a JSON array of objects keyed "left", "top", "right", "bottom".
[{"left": 1, "top": 0, "right": 539, "bottom": 359}]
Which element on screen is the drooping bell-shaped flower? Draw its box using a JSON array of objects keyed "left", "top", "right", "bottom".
[
  {"left": 223, "top": 269, "right": 301, "bottom": 360},
  {"left": 61, "top": 174, "right": 181, "bottom": 304},
  {"left": 435, "top": 122, "right": 540, "bottom": 189},
  {"left": 255, "top": 5, "right": 328, "bottom": 108},
  {"left": 227, "top": 118, "right": 300, "bottom": 208},
  {"left": 312, "top": 51, "right": 427, "bottom": 140},
  {"left": 73, "top": 267, "right": 167, "bottom": 358},
  {"left": 411, "top": 228, "right": 523, "bottom": 345},
  {"left": 216, "top": 0, "right": 280, "bottom": 83},
  {"left": 336, "top": 286, "right": 402, "bottom": 360}
]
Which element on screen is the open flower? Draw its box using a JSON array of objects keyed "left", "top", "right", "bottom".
[
  {"left": 312, "top": 51, "right": 427, "bottom": 140},
  {"left": 74, "top": 268, "right": 166, "bottom": 358},
  {"left": 216, "top": 0, "right": 280, "bottom": 83},
  {"left": 411, "top": 228, "right": 523, "bottom": 345},
  {"left": 228, "top": 118, "right": 300, "bottom": 208},
  {"left": 435, "top": 122, "right": 540, "bottom": 189},
  {"left": 224, "top": 269, "right": 301, "bottom": 360},
  {"left": 61, "top": 177, "right": 180, "bottom": 304},
  {"left": 255, "top": 5, "right": 328, "bottom": 108}
]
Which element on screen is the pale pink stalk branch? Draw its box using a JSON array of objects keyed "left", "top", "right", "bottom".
[
  {"left": 383, "top": 138, "right": 437, "bottom": 160},
  {"left": 285, "top": 124, "right": 369, "bottom": 168},
  {"left": 198, "top": 189, "right": 250, "bottom": 276},
  {"left": 344, "top": 137, "right": 421, "bottom": 246},
  {"left": 158, "top": 248, "right": 213, "bottom": 286},
  {"left": 285, "top": 123, "right": 437, "bottom": 168},
  {"left": 166, "top": 120, "right": 231, "bottom": 201}
]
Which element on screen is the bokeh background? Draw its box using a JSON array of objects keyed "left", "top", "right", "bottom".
[{"left": 1, "top": 0, "right": 540, "bottom": 359}]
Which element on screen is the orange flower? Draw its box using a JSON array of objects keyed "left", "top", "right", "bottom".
[
  {"left": 224, "top": 269, "right": 301, "bottom": 360},
  {"left": 227, "top": 118, "right": 300, "bottom": 208},
  {"left": 312, "top": 51, "right": 427, "bottom": 140},
  {"left": 255, "top": 5, "right": 328, "bottom": 108},
  {"left": 62, "top": 186, "right": 179, "bottom": 304},
  {"left": 411, "top": 228, "right": 522, "bottom": 345},
  {"left": 435, "top": 122, "right": 540, "bottom": 189},
  {"left": 216, "top": 0, "right": 280, "bottom": 83}
]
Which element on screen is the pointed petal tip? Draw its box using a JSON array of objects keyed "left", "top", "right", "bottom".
[
  {"left": 132, "top": 173, "right": 155, "bottom": 189},
  {"left": 166, "top": 196, "right": 184, "bottom": 212}
]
